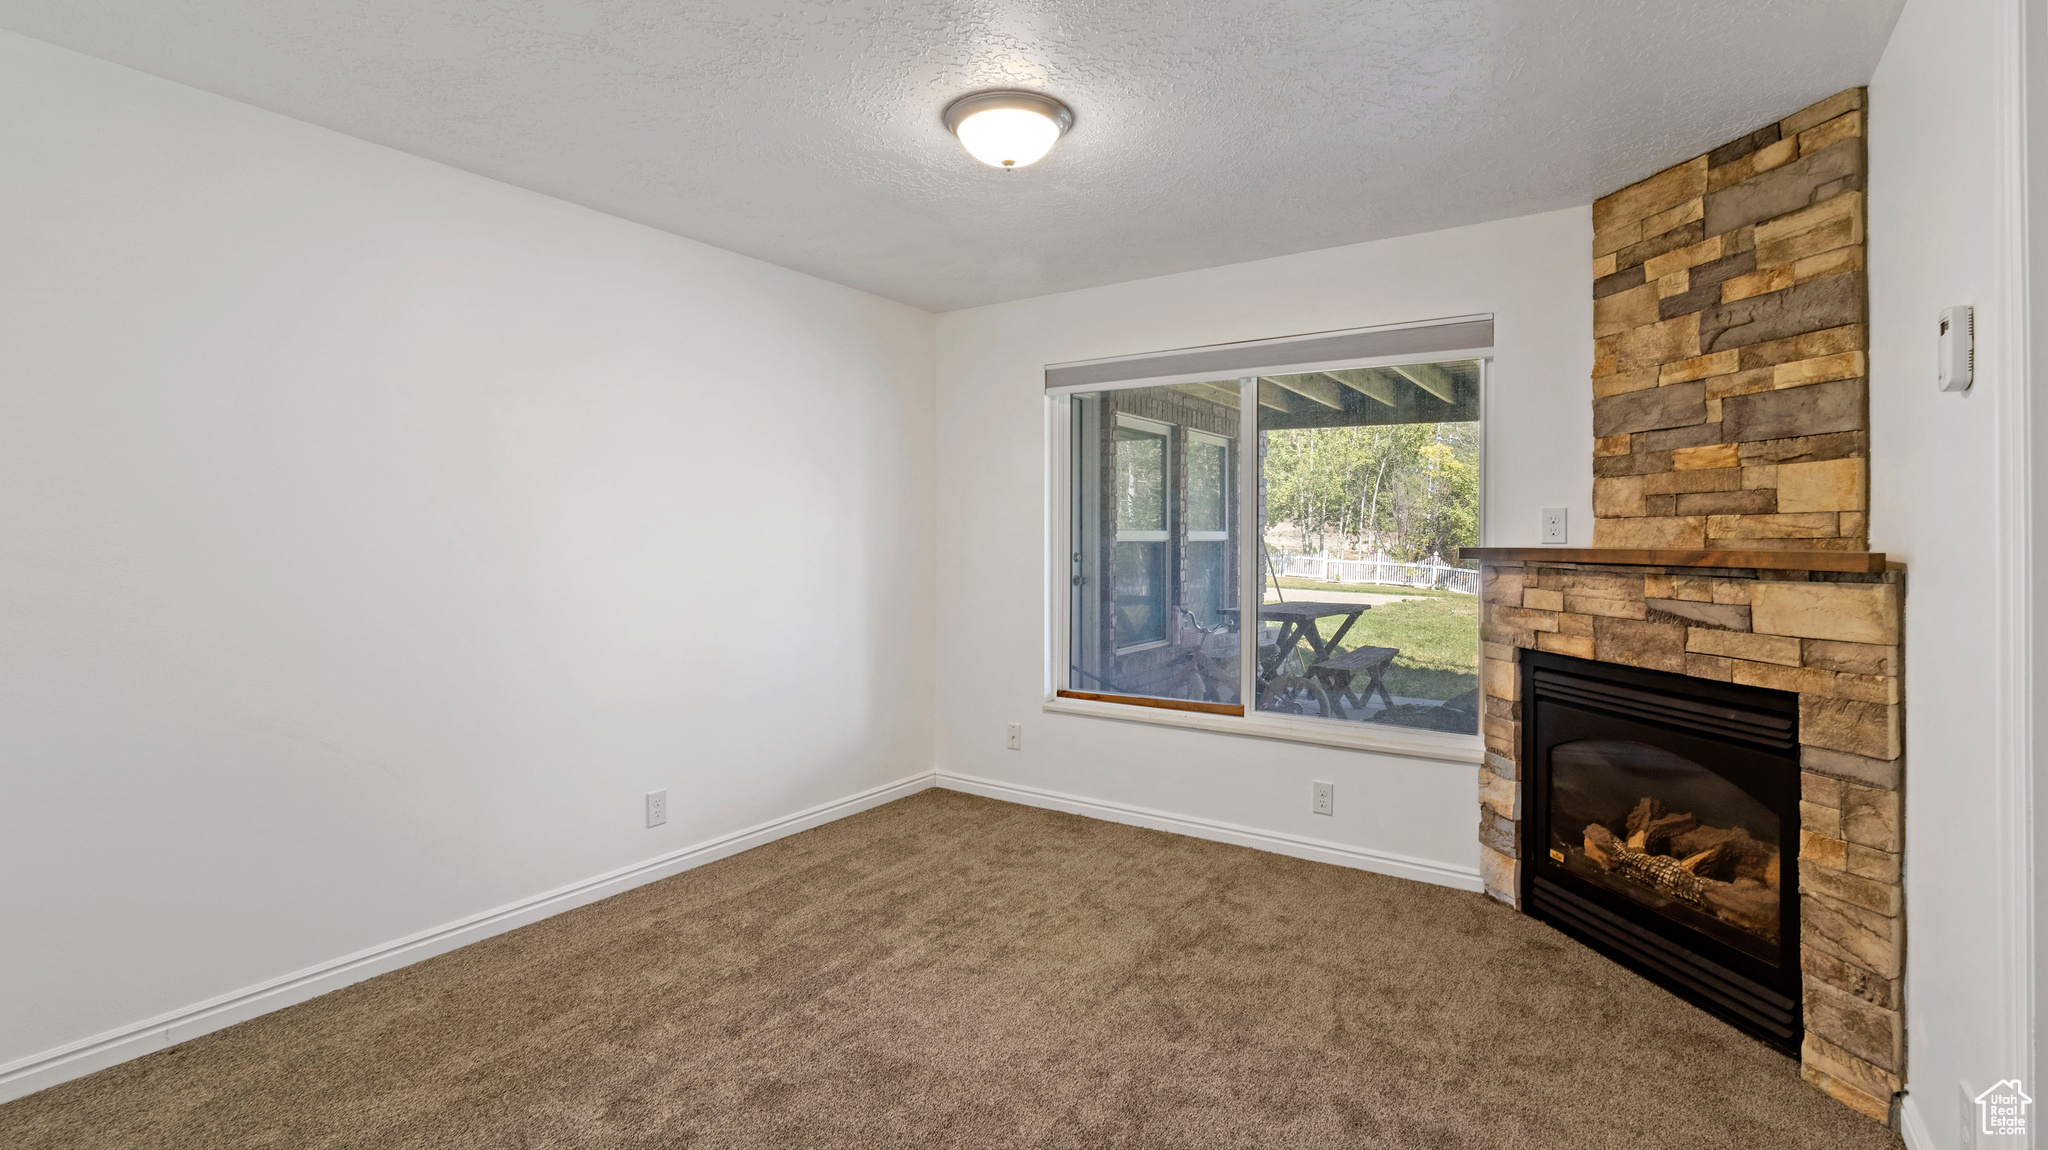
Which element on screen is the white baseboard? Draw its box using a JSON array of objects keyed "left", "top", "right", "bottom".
[
  {"left": 935, "top": 769, "right": 1483, "bottom": 892},
  {"left": 0, "top": 770, "right": 937, "bottom": 1105},
  {"left": 1896, "top": 1093, "right": 1936, "bottom": 1150}
]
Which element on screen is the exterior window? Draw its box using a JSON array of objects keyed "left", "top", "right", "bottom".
[
  {"left": 1112, "top": 416, "right": 1171, "bottom": 649},
  {"left": 1057, "top": 347, "right": 1482, "bottom": 739},
  {"left": 1185, "top": 431, "right": 1232, "bottom": 628}
]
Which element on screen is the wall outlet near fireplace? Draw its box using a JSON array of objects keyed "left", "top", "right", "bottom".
[
  {"left": 1311, "top": 780, "right": 1334, "bottom": 816},
  {"left": 1540, "top": 507, "right": 1568, "bottom": 544}
]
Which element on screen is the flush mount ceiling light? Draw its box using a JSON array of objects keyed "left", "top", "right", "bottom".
[{"left": 944, "top": 91, "right": 1074, "bottom": 171}]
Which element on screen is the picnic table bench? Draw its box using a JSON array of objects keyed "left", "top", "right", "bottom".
[{"left": 1304, "top": 644, "right": 1399, "bottom": 717}]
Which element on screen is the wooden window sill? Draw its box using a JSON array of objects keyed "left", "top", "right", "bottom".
[{"left": 1054, "top": 689, "right": 1244, "bottom": 716}]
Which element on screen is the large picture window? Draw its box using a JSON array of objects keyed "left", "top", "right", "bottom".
[{"left": 1053, "top": 320, "right": 1487, "bottom": 740}]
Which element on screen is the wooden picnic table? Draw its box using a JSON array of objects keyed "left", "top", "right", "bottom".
[{"left": 1218, "top": 600, "right": 1370, "bottom": 685}]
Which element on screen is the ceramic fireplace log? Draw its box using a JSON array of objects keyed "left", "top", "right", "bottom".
[{"left": 1583, "top": 809, "right": 1783, "bottom": 936}]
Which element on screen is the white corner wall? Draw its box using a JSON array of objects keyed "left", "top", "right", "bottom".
[
  {"left": 1867, "top": 0, "right": 2034, "bottom": 1143},
  {"left": 932, "top": 209, "right": 1592, "bottom": 884},
  {"left": 0, "top": 31, "right": 935, "bottom": 1092}
]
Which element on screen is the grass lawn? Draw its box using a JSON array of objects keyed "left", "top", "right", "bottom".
[{"left": 1298, "top": 593, "right": 1480, "bottom": 700}]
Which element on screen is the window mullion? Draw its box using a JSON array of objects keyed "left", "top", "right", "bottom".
[{"left": 1238, "top": 375, "right": 1259, "bottom": 712}]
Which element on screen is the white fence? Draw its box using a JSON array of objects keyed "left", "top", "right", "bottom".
[{"left": 1273, "top": 549, "right": 1480, "bottom": 595}]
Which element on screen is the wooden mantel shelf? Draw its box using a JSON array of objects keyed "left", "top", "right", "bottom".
[{"left": 1458, "top": 547, "right": 1889, "bottom": 574}]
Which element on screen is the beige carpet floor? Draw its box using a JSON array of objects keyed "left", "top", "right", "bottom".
[{"left": 1, "top": 789, "right": 1902, "bottom": 1149}]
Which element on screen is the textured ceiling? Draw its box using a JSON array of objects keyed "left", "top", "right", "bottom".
[{"left": 0, "top": 1, "right": 1906, "bottom": 311}]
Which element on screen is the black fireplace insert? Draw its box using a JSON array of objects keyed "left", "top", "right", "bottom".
[{"left": 1520, "top": 649, "right": 1802, "bottom": 1053}]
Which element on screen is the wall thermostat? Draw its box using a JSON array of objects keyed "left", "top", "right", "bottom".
[{"left": 1938, "top": 305, "right": 1974, "bottom": 392}]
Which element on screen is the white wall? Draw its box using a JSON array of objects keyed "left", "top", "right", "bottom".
[
  {"left": 2032, "top": 0, "right": 2048, "bottom": 1124},
  {"left": 932, "top": 209, "right": 1592, "bottom": 881},
  {"left": 1867, "top": 0, "right": 2033, "bottom": 1143},
  {"left": 0, "top": 31, "right": 934, "bottom": 1085}
]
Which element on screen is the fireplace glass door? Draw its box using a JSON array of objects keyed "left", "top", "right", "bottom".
[
  {"left": 1522, "top": 650, "right": 1802, "bottom": 1052},
  {"left": 1548, "top": 739, "right": 1782, "bottom": 962}
]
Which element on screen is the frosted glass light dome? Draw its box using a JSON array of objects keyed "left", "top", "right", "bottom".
[{"left": 944, "top": 91, "right": 1074, "bottom": 170}]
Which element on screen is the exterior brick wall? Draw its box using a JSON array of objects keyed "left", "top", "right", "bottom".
[
  {"left": 1591, "top": 89, "right": 1869, "bottom": 551},
  {"left": 1094, "top": 389, "right": 1239, "bottom": 694}
]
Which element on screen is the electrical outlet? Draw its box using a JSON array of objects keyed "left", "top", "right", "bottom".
[
  {"left": 645, "top": 789, "right": 667, "bottom": 828},
  {"left": 1005, "top": 722, "right": 1022, "bottom": 750},
  {"left": 1312, "top": 780, "right": 1334, "bottom": 816},
  {"left": 1541, "top": 507, "right": 1568, "bottom": 545}
]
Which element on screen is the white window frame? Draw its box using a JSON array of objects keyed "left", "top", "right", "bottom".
[{"left": 1044, "top": 341, "right": 1490, "bottom": 765}]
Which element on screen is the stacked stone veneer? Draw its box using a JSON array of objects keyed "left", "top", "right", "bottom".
[
  {"left": 1471, "top": 87, "right": 1909, "bottom": 1120},
  {"left": 1592, "top": 89, "right": 1869, "bottom": 551},
  {"left": 1476, "top": 563, "right": 1905, "bottom": 1118}
]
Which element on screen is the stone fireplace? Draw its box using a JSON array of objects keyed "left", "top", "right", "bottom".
[{"left": 1463, "top": 88, "right": 1904, "bottom": 1122}]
